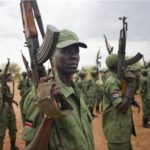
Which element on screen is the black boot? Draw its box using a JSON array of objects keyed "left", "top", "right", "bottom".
[{"left": 11, "top": 139, "right": 19, "bottom": 150}]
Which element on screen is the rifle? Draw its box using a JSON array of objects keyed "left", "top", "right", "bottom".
[
  {"left": 2, "top": 58, "right": 10, "bottom": 87},
  {"left": 117, "top": 16, "right": 143, "bottom": 94},
  {"left": 104, "top": 35, "right": 113, "bottom": 55},
  {"left": 1, "top": 59, "right": 10, "bottom": 101},
  {"left": 96, "top": 49, "right": 102, "bottom": 73},
  {"left": 21, "top": 50, "right": 32, "bottom": 79},
  {"left": 20, "top": 0, "right": 59, "bottom": 88}
]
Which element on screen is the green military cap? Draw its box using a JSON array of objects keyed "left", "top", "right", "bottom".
[
  {"left": 22, "top": 71, "right": 27, "bottom": 76},
  {"left": 78, "top": 70, "right": 86, "bottom": 77},
  {"left": 140, "top": 69, "right": 148, "bottom": 76},
  {"left": 56, "top": 29, "right": 87, "bottom": 49},
  {"left": 106, "top": 54, "right": 119, "bottom": 67},
  {"left": 91, "top": 70, "right": 97, "bottom": 76}
]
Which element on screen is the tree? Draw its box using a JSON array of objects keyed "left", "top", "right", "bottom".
[{"left": 0, "top": 62, "right": 21, "bottom": 80}]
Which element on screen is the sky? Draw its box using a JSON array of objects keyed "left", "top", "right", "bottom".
[{"left": 0, "top": 0, "right": 150, "bottom": 71}]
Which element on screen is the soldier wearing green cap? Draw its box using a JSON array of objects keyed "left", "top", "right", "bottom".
[
  {"left": 103, "top": 54, "right": 136, "bottom": 150},
  {"left": 22, "top": 29, "right": 95, "bottom": 150},
  {"left": 140, "top": 68, "right": 150, "bottom": 128},
  {"left": 0, "top": 73, "right": 19, "bottom": 150},
  {"left": 77, "top": 70, "right": 88, "bottom": 105},
  {"left": 87, "top": 69, "right": 98, "bottom": 117},
  {"left": 140, "top": 69, "right": 148, "bottom": 126}
]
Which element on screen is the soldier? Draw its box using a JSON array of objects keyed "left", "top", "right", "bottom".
[
  {"left": 140, "top": 69, "right": 148, "bottom": 127},
  {"left": 87, "top": 70, "right": 98, "bottom": 117},
  {"left": 18, "top": 71, "right": 32, "bottom": 97},
  {"left": 0, "top": 73, "right": 19, "bottom": 150},
  {"left": 141, "top": 68, "right": 150, "bottom": 128},
  {"left": 21, "top": 29, "right": 95, "bottom": 150},
  {"left": 103, "top": 54, "right": 136, "bottom": 150},
  {"left": 95, "top": 82, "right": 103, "bottom": 114},
  {"left": 77, "top": 70, "right": 88, "bottom": 105}
]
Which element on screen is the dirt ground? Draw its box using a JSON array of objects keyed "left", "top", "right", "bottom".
[{"left": 3, "top": 82, "right": 150, "bottom": 150}]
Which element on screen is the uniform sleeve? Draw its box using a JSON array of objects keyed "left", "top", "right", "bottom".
[
  {"left": 109, "top": 81, "right": 123, "bottom": 108},
  {"left": 21, "top": 88, "right": 42, "bottom": 142}
]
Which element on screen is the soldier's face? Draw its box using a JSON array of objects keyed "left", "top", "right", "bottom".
[{"left": 54, "top": 45, "right": 80, "bottom": 75}]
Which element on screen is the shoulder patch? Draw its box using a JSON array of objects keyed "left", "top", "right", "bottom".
[
  {"left": 112, "top": 90, "right": 120, "bottom": 98},
  {"left": 25, "top": 119, "right": 33, "bottom": 128}
]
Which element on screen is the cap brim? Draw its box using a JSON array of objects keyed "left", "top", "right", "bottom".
[{"left": 56, "top": 40, "right": 87, "bottom": 49}]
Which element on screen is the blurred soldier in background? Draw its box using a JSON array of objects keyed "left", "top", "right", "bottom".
[
  {"left": 87, "top": 70, "right": 98, "bottom": 118},
  {"left": 77, "top": 70, "right": 88, "bottom": 105},
  {"left": 18, "top": 72, "right": 32, "bottom": 97},
  {"left": 0, "top": 73, "right": 19, "bottom": 150}
]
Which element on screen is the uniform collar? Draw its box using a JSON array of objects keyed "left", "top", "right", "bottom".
[{"left": 56, "top": 75, "right": 75, "bottom": 98}]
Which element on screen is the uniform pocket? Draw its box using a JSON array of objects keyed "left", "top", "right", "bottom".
[
  {"left": 22, "top": 126, "right": 37, "bottom": 142},
  {"left": 58, "top": 115, "right": 76, "bottom": 129}
]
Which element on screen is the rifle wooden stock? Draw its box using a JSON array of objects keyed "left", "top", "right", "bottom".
[{"left": 21, "top": 1, "right": 37, "bottom": 38}]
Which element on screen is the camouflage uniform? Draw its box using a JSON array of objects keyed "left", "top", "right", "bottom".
[
  {"left": 140, "top": 69, "right": 148, "bottom": 127},
  {"left": 143, "top": 68, "right": 150, "bottom": 128},
  {"left": 76, "top": 70, "right": 88, "bottom": 105},
  {"left": 18, "top": 72, "right": 32, "bottom": 97},
  {"left": 87, "top": 71, "right": 98, "bottom": 117},
  {"left": 103, "top": 54, "right": 135, "bottom": 150},
  {"left": 21, "top": 78, "right": 94, "bottom": 150},
  {"left": 0, "top": 83, "right": 18, "bottom": 150},
  {"left": 95, "top": 82, "right": 103, "bottom": 113}
]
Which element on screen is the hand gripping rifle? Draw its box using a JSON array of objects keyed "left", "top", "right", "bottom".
[
  {"left": 117, "top": 16, "right": 143, "bottom": 94},
  {"left": 104, "top": 35, "right": 113, "bottom": 55}
]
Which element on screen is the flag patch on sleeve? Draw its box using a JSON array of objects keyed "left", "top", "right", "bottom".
[
  {"left": 25, "top": 119, "right": 33, "bottom": 128},
  {"left": 112, "top": 91, "right": 120, "bottom": 98}
]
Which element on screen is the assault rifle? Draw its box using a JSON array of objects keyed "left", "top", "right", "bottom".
[
  {"left": 1, "top": 58, "right": 10, "bottom": 104},
  {"left": 96, "top": 49, "right": 102, "bottom": 72},
  {"left": 20, "top": 50, "right": 32, "bottom": 79},
  {"left": 104, "top": 35, "right": 113, "bottom": 55},
  {"left": 20, "top": 0, "right": 59, "bottom": 88},
  {"left": 1, "top": 58, "right": 10, "bottom": 89},
  {"left": 117, "top": 16, "right": 143, "bottom": 93}
]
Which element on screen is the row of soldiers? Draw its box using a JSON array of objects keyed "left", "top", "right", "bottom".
[
  {"left": 75, "top": 69, "right": 103, "bottom": 117},
  {"left": 0, "top": 29, "right": 150, "bottom": 150}
]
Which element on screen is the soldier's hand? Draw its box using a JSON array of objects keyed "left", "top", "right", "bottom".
[
  {"left": 36, "top": 76, "right": 72, "bottom": 119},
  {"left": 125, "top": 71, "right": 136, "bottom": 85}
]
